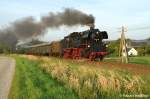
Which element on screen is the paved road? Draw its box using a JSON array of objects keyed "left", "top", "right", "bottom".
[{"left": 0, "top": 56, "right": 15, "bottom": 99}]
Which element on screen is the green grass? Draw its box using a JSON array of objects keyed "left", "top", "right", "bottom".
[
  {"left": 129, "top": 56, "right": 150, "bottom": 65},
  {"left": 9, "top": 55, "right": 150, "bottom": 99},
  {"left": 104, "top": 56, "right": 150, "bottom": 65},
  {"left": 9, "top": 56, "right": 78, "bottom": 99}
]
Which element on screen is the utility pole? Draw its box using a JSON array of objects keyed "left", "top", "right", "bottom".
[{"left": 119, "top": 26, "right": 128, "bottom": 63}]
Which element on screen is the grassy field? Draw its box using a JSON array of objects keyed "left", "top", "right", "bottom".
[
  {"left": 9, "top": 56, "right": 78, "bottom": 99},
  {"left": 21, "top": 55, "right": 150, "bottom": 99},
  {"left": 129, "top": 56, "right": 150, "bottom": 65},
  {"left": 105, "top": 56, "right": 150, "bottom": 65},
  {"left": 9, "top": 55, "right": 150, "bottom": 99}
]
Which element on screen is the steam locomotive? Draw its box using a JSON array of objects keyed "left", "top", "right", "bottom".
[{"left": 23, "top": 27, "right": 108, "bottom": 61}]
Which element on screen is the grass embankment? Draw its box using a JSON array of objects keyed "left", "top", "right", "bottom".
[
  {"left": 9, "top": 56, "right": 78, "bottom": 99},
  {"left": 22, "top": 55, "right": 149, "bottom": 99}
]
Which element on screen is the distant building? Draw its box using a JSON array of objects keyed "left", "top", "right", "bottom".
[
  {"left": 126, "top": 39, "right": 149, "bottom": 56},
  {"left": 128, "top": 48, "right": 138, "bottom": 56}
]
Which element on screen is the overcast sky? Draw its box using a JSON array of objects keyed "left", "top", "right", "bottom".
[{"left": 0, "top": 0, "right": 150, "bottom": 41}]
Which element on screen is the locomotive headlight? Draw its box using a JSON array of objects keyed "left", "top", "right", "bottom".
[
  {"left": 88, "top": 45, "right": 90, "bottom": 48},
  {"left": 96, "top": 32, "right": 99, "bottom": 34}
]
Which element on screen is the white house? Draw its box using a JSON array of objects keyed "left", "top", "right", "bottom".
[{"left": 128, "top": 48, "right": 138, "bottom": 56}]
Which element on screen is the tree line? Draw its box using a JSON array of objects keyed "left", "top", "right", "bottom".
[{"left": 107, "top": 38, "right": 150, "bottom": 57}]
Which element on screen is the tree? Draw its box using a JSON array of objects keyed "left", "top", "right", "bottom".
[
  {"left": 107, "top": 40, "right": 119, "bottom": 57},
  {"left": 0, "top": 43, "right": 10, "bottom": 54},
  {"left": 147, "top": 37, "right": 150, "bottom": 41},
  {"left": 0, "top": 31, "right": 18, "bottom": 53},
  {"left": 145, "top": 45, "right": 150, "bottom": 55},
  {"left": 136, "top": 47, "right": 146, "bottom": 56}
]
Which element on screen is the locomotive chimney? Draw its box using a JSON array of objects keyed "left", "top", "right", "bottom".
[{"left": 88, "top": 24, "right": 95, "bottom": 30}]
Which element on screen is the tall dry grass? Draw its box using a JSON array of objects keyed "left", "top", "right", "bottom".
[{"left": 23, "top": 55, "right": 145, "bottom": 99}]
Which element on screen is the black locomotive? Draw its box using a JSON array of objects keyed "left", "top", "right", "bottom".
[
  {"left": 62, "top": 27, "right": 108, "bottom": 60},
  {"left": 23, "top": 27, "right": 108, "bottom": 61}
]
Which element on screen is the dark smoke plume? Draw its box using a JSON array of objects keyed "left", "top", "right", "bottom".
[
  {"left": 42, "top": 8, "right": 95, "bottom": 27},
  {"left": 0, "top": 8, "right": 95, "bottom": 50},
  {"left": 0, "top": 28, "right": 18, "bottom": 50},
  {"left": 12, "top": 17, "right": 45, "bottom": 40}
]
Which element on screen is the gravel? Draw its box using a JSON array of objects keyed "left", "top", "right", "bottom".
[{"left": 0, "top": 56, "right": 15, "bottom": 99}]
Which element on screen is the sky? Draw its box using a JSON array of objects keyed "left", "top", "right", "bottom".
[{"left": 0, "top": 0, "right": 150, "bottom": 41}]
